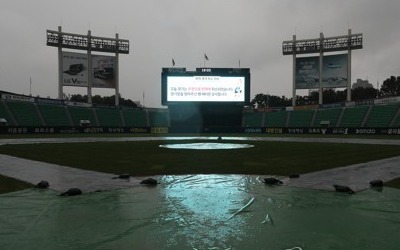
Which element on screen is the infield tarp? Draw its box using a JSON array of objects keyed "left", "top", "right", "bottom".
[{"left": 1, "top": 175, "right": 399, "bottom": 250}]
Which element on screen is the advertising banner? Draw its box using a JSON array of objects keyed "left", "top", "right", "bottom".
[
  {"left": 322, "top": 54, "right": 348, "bottom": 88},
  {"left": 92, "top": 55, "right": 116, "bottom": 88},
  {"left": 295, "top": 54, "right": 348, "bottom": 89},
  {"left": 62, "top": 52, "right": 88, "bottom": 87},
  {"left": 295, "top": 56, "right": 319, "bottom": 89},
  {"left": 1, "top": 93, "right": 35, "bottom": 102}
]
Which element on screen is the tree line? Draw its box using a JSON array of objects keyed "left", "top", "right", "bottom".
[
  {"left": 251, "top": 76, "right": 400, "bottom": 108},
  {"left": 66, "top": 94, "right": 139, "bottom": 108}
]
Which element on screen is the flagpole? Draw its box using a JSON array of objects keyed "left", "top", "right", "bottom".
[{"left": 203, "top": 53, "right": 208, "bottom": 68}]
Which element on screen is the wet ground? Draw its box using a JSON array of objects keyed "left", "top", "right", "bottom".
[
  {"left": 0, "top": 137, "right": 399, "bottom": 249},
  {"left": 1, "top": 136, "right": 400, "bottom": 193}
]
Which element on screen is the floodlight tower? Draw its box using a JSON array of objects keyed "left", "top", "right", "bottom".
[
  {"left": 46, "top": 26, "right": 129, "bottom": 106},
  {"left": 282, "top": 29, "right": 363, "bottom": 106}
]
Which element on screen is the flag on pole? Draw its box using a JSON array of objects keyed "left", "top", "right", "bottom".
[
  {"left": 172, "top": 58, "right": 175, "bottom": 66},
  {"left": 204, "top": 53, "right": 209, "bottom": 61}
]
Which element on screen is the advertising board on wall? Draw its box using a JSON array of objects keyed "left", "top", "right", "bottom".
[
  {"left": 62, "top": 52, "right": 116, "bottom": 89},
  {"left": 295, "top": 54, "right": 348, "bottom": 89}
]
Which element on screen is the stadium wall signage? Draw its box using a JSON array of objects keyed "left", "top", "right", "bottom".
[{"left": 1, "top": 126, "right": 400, "bottom": 135}]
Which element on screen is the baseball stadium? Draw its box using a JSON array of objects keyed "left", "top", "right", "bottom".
[{"left": 0, "top": 27, "right": 400, "bottom": 250}]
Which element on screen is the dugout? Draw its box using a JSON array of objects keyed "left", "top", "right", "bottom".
[{"left": 0, "top": 118, "right": 7, "bottom": 127}]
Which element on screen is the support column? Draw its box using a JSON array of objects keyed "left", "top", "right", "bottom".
[
  {"left": 58, "top": 26, "right": 63, "bottom": 100},
  {"left": 319, "top": 32, "right": 324, "bottom": 105},
  {"left": 115, "top": 33, "right": 120, "bottom": 106},
  {"left": 292, "top": 35, "right": 296, "bottom": 106},
  {"left": 347, "top": 29, "right": 352, "bottom": 102},
  {"left": 87, "top": 30, "right": 92, "bottom": 104}
]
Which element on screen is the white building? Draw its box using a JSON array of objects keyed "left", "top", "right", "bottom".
[{"left": 352, "top": 79, "right": 373, "bottom": 89}]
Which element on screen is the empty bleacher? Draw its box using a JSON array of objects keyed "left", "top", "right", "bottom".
[
  {"left": 122, "top": 108, "right": 148, "bottom": 127},
  {"left": 288, "top": 110, "right": 314, "bottom": 127},
  {"left": 6, "top": 101, "right": 43, "bottom": 126},
  {"left": 95, "top": 107, "right": 122, "bottom": 127},
  {"left": 0, "top": 100, "right": 16, "bottom": 125},
  {"left": 68, "top": 106, "right": 97, "bottom": 127},
  {"left": 243, "top": 112, "right": 264, "bottom": 127},
  {"left": 338, "top": 106, "right": 369, "bottom": 127},
  {"left": 148, "top": 109, "right": 169, "bottom": 127},
  {"left": 364, "top": 103, "right": 400, "bottom": 127},
  {"left": 312, "top": 108, "right": 342, "bottom": 127},
  {"left": 265, "top": 111, "right": 288, "bottom": 127},
  {"left": 5, "top": 92, "right": 400, "bottom": 132},
  {"left": 38, "top": 104, "right": 71, "bottom": 126}
]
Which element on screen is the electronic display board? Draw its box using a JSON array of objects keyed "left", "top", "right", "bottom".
[{"left": 161, "top": 68, "right": 250, "bottom": 105}]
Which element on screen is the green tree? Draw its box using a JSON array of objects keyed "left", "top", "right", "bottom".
[
  {"left": 380, "top": 76, "right": 400, "bottom": 97},
  {"left": 68, "top": 94, "right": 138, "bottom": 108},
  {"left": 351, "top": 87, "right": 378, "bottom": 101}
]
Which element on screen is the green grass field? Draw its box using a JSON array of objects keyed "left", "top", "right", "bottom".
[{"left": 1, "top": 136, "right": 400, "bottom": 193}]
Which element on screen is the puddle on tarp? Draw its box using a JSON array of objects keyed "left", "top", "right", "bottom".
[
  {"left": 159, "top": 142, "right": 254, "bottom": 150},
  {"left": 1, "top": 175, "right": 399, "bottom": 250}
]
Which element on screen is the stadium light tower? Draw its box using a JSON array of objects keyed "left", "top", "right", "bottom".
[
  {"left": 282, "top": 29, "right": 363, "bottom": 106},
  {"left": 46, "top": 26, "right": 129, "bottom": 106}
]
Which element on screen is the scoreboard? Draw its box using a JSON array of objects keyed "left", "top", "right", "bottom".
[{"left": 161, "top": 68, "right": 250, "bottom": 106}]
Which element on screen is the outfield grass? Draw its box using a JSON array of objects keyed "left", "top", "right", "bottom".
[
  {"left": 1, "top": 138, "right": 400, "bottom": 193},
  {"left": 0, "top": 175, "right": 33, "bottom": 194}
]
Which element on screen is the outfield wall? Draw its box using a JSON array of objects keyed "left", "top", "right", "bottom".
[{"left": 2, "top": 126, "right": 400, "bottom": 136}]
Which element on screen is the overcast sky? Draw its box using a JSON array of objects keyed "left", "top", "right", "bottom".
[{"left": 1, "top": 0, "right": 399, "bottom": 108}]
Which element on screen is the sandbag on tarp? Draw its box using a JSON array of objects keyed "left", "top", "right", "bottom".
[{"left": 0, "top": 175, "right": 400, "bottom": 250}]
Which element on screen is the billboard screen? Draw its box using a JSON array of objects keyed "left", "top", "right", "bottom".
[
  {"left": 295, "top": 54, "right": 348, "bottom": 89},
  {"left": 295, "top": 56, "right": 319, "bottom": 89},
  {"left": 322, "top": 54, "right": 348, "bottom": 88},
  {"left": 161, "top": 68, "right": 250, "bottom": 105},
  {"left": 92, "top": 55, "right": 116, "bottom": 88},
  {"left": 62, "top": 52, "right": 116, "bottom": 88},
  {"left": 62, "top": 52, "right": 88, "bottom": 87}
]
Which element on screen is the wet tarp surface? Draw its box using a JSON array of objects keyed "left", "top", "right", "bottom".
[{"left": 1, "top": 175, "right": 399, "bottom": 250}]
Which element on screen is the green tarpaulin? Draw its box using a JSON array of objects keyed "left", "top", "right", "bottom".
[{"left": 1, "top": 175, "right": 399, "bottom": 249}]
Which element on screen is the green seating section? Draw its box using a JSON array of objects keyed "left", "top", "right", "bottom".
[
  {"left": 7, "top": 101, "right": 42, "bottom": 126},
  {"left": 390, "top": 108, "right": 400, "bottom": 127},
  {"left": 364, "top": 104, "right": 400, "bottom": 127},
  {"left": 243, "top": 112, "right": 264, "bottom": 127},
  {"left": 265, "top": 111, "right": 287, "bottom": 127},
  {"left": 122, "top": 108, "right": 148, "bottom": 127},
  {"left": 339, "top": 106, "right": 369, "bottom": 127},
  {"left": 0, "top": 101, "right": 15, "bottom": 125},
  {"left": 38, "top": 104, "right": 70, "bottom": 126},
  {"left": 288, "top": 110, "right": 314, "bottom": 127},
  {"left": 148, "top": 110, "right": 169, "bottom": 127},
  {"left": 313, "top": 108, "right": 342, "bottom": 127},
  {"left": 4, "top": 99, "right": 400, "bottom": 129},
  {"left": 96, "top": 108, "right": 122, "bottom": 127},
  {"left": 68, "top": 106, "right": 97, "bottom": 127}
]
